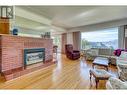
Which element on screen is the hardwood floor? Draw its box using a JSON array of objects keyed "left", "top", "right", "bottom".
[{"left": 0, "top": 54, "right": 118, "bottom": 89}]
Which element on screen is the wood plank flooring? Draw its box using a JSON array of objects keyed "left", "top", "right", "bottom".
[{"left": 0, "top": 54, "right": 118, "bottom": 89}]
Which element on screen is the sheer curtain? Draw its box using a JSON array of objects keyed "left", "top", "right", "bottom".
[
  {"left": 61, "top": 33, "right": 67, "bottom": 54},
  {"left": 73, "top": 31, "right": 81, "bottom": 50},
  {"left": 118, "top": 26, "right": 125, "bottom": 49},
  {"left": 125, "top": 26, "right": 127, "bottom": 48}
]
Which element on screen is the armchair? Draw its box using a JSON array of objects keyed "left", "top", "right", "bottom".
[
  {"left": 65, "top": 44, "right": 80, "bottom": 60},
  {"left": 116, "top": 51, "right": 127, "bottom": 81},
  {"left": 106, "top": 51, "right": 127, "bottom": 89},
  {"left": 106, "top": 77, "right": 127, "bottom": 89}
]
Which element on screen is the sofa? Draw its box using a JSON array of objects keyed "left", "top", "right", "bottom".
[
  {"left": 85, "top": 48, "right": 116, "bottom": 65},
  {"left": 65, "top": 44, "right": 80, "bottom": 60}
]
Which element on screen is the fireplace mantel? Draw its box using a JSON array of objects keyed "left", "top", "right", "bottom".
[{"left": 0, "top": 34, "right": 54, "bottom": 80}]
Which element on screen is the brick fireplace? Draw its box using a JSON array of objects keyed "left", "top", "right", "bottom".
[{"left": 0, "top": 35, "right": 54, "bottom": 80}]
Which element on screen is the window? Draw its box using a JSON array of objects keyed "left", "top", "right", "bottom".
[
  {"left": 52, "top": 35, "right": 61, "bottom": 52},
  {"left": 81, "top": 28, "right": 118, "bottom": 50}
]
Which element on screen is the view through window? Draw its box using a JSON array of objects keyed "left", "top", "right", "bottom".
[
  {"left": 52, "top": 35, "right": 61, "bottom": 52},
  {"left": 81, "top": 28, "right": 118, "bottom": 50}
]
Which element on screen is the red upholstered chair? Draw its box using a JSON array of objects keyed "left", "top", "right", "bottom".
[{"left": 65, "top": 44, "right": 80, "bottom": 60}]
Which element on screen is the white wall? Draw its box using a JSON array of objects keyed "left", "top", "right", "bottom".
[
  {"left": 10, "top": 26, "right": 43, "bottom": 37},
  {"left": 67, "top": 32, "right": 73, "bottom": 44}
]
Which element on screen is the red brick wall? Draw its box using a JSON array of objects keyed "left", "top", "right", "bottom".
[{"left": 0, "top": 35, "right": 53, "bottom": 80}]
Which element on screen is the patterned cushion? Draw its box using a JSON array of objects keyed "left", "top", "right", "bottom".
[
  {"left": 99, "top": 48, "right": 112, "bottom": 56},
  {"left": 91, "top": 49, "right": 99, "bottom": 56},
  {"left": 120, "top": 51, "right": 127, "bottom": 59},
  {"left": 86, "top": 49, "right": 99, "bottom": 56}
]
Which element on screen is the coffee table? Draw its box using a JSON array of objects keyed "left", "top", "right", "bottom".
[{"left": 92, "top": 57, "right": 109, "bottom": 71}]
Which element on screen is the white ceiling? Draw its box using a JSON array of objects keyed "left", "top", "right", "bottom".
[{"left": 14, "top": 6, "right": 127, "bottom": 34}]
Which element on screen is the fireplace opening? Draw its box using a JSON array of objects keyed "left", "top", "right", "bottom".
[{"left": 24, "top": 48, "right": 45, "bottom": 66}]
